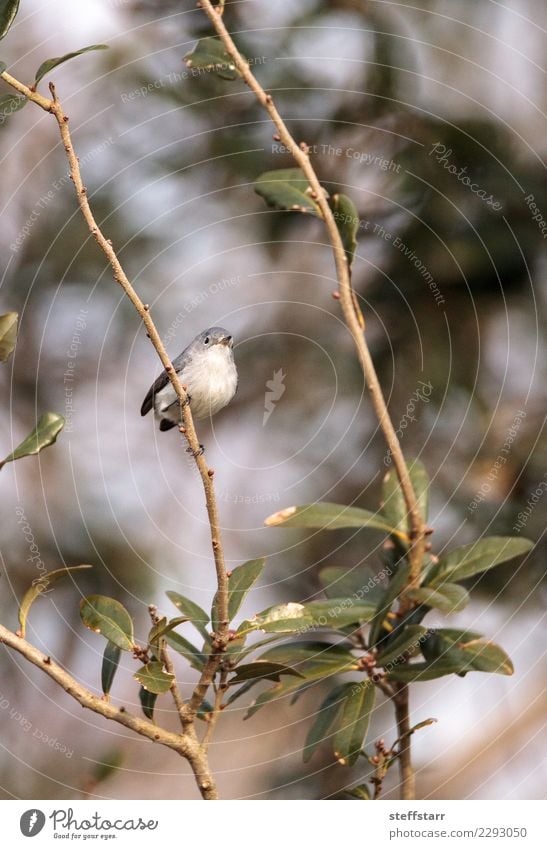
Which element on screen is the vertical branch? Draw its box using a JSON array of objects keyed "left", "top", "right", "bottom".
[
  {"left": 196, "top": 0, "right": 426, "bottom": 588},
  {"left": 393, "top": 683, "right": 415, "bottom": 800}
]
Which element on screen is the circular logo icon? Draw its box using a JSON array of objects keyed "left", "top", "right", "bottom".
[{"left": 20, "top": 810, "right": 46, "bottom": 837}]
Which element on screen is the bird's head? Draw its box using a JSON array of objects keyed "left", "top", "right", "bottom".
[{"left": 196, "top": 327, "right": 234, "bottom": 351}]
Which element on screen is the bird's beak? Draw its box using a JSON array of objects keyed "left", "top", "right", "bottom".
[{"left": 219, "top": 335, "right": 233, "bottom": 348}]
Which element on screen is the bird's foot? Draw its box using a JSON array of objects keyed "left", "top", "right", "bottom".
[{"left": 186, "top": 443, "right": 204, "bottom": 458}]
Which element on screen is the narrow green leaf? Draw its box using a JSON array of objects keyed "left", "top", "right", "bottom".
[
  {"left": 212, "top": 557, "right": 265, "bottom": 630},
  {"left": 80, "top": 595, "right": 134, "bottom": 651},
  {"left": 149, "top": 615, "right": 188, "bottom": 648},
  {"left": 245, "top": 642, "right": 357, "bottom": 719},
  {"left": 406, "top": 583, "right": 469, "bottom": 613},
  {"left": 228, "top": 661, "right": 304, "bottom": 686},
  {"left": 0, "top": 311, "right": 17, "bottom": 361},
  {"left": 369, "top": 562, "right": 411, "bottom": 647},
  {"left": 329, "top": 193, "right": 359, "bottom": 267},
  {"left": 381, "top": 460, "right": 429, "bottom": 542},
  {"left": 254, "top": 169, "right": 323, "bottom": 217},
  {"left": 265, "top": 502, "right": 407, "bottom": 540},
  {"left": 164, "top": 631, "right": 205, "bottom": 671},
  {"left": 101, "top": 641, "right": 121, "bottom": 697},
  {"left": 166, "top": 590, "right": 210, "bottom": 641},
  {"left": 334, "top": 784, "right": 371, "bottom": 800},
  {"left": 139, "top": 686, "right": 157, "bottom": 721},
  {"left": 333, "top": 680, "right": 376, "bottom": 766},
  {"left": 184, "top": 36, "right": 244, "bottom": 81},
  {"left": 1, "top": 412, "right": 65, "bottom": 469},
  {"left": 0, "top": 0, "right": 19, "bottom": 41},
  {"left": 0, "top": 91, "right": 27, "bottom": 124},
  {"left": 430, "top": 537, "right": 534, "bottom": 585},
  {"left": 388, "top": 632, "right": 514, "bottom": 681},
  {"left": 134, "top": 661, "right": 175, "bottom": 694},
  {"left": 376, "top": 625, "right": 429, "bottom": 668},
  {"left": 238, "top": 602, "right": 313, "bottom": 636},
  {"left": 0, "top": 61, "right": 6, "bottom": 74},
  {"left": 303, "top": 683, "right": 350, "bottom": 763},
  {"left": 18, "top": 564, "right": 93, "bottom": 638},
  {"left": 34, "top": 44, "right": 108, "bottom": 85},
  {"left": 303, "top": 599, "right": 377, "bottom": 629}
]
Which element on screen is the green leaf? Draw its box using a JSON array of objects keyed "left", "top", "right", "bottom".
[
  {"left": 388, "top": 631, "right": 514, "bottom": 681},
  {"left": 0, "top": 91, "right": 27, "bottom": 123},
  {"left": 254, "top": 169, "right": 323, "bottom": 217},
  {"left": 184, "top": 36, "right": 243, "bottom": 81},
  {"left": 318, "top": 565, "right": 384, "bottom": 606},
  {"left": 164, "top": 631, "right": 205, "bottom": 671},
  {"left": 303, "top": 599, "right": 377, "bottom": 629},
  {"left": 139, "top": 686, "right": 157, "bottom": 721},
  {"left": 245, "top": 642, "right": 357, "bottom": 718},
  {"left": 334, "top": 784, "right": 371, "bottom": 800},
  {"left": 430, "top": 537, "right": 534, "bottom": 585},
  {"left": 265, "top": 502, "right": 407, "bottom": 540},
  {"left": 333, "top": 680, "right": 376, "bottom": 766},
  {"left": 34, "top": 44, "right": 108, "bottom": 85},
  {"left": 369, "top": 562, "right": 411, "bottom": 647},
  {"left": 134, "top": 661, "right": 175, "bottom": 694},
  {"left": 381, "top": 460, "right": 429, "bottom": 542},
  {"left": 212, "top": 557, "right": 265, "bottom": 630},
  {"left": 238, "top": 602, "right": 312, "bottom": 636},
  {"left": 0, "top": 61, "right": 6, "bottom": 74},
  {"left": 406, "top": 583, "right": 469, "bottom": 613},
  {"left": 166, "top": 590, "right": 210, "bottom": 641},
  {"left": 0, "top": 311, "right": 17, "bottom": 361},
  {"left": 148, "top": 615, "right": 188, "bottom": 649},
  {"left": 0, "top": 412, "right": 65, "bottom": 469},
  {"left": 303, "top": 683, "right": 350, "bottom": 763},
  {"left": 0, "top": 0, "right": 19, "bottom": 41},
  {"left": 228, "top": 661, "right": 304, "bottom": 686},
  {"left": 18, "top": 564, "right": 93, "bottom": 638},
  {"left": 329, "top": 193, "right": 359, "bottom": 267},
  {"left": 101, "top": 641, "right": 121, "bottom": 697},
  {"left": 80, "top": 595, "right": 134, "bottom": 651},
  {"left": 376, "top": 625, "right": 430, "bottom": 667}
]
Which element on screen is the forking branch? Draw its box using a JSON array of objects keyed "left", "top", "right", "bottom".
[
  {"left": 196, "top": 0, "right": 427, "bottom": 800},
  {"left": 0, "top": 67, "right": 231, "bottom": 799}
]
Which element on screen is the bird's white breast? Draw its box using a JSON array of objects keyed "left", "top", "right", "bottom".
[{"left": 154, "top": 344, "right": 237, "bottom": 424}]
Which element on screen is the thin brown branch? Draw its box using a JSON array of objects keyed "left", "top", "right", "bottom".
[
  {"left": 0, "top": 67, "right": 231, "bottom": 783},
  {"left": 196, "top": 0, "right": 426, "bottom": 588},
  {"left": 393, "top": 682, "right": 415, "bottom": 800},
  {"left": 0, "top": 624, "right": 217, "bottom": 799}
]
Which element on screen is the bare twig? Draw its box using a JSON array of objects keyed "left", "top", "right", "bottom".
[{"left": 0, "top": 624, "right": 217, "bottom": 799}]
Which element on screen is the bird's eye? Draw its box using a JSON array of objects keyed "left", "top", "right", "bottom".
[{"left": 204, "top": 336, "right": 210, "bottom": 344}]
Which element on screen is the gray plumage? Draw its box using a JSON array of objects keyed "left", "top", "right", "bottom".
[{"left": 141, "top": 326, "right": 237, "bottom": 431}]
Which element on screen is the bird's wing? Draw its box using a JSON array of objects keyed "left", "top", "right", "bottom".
[
  {"left": 140, "top": 350, "right": 189, "bottom": 416},
  {"left": 140, "top": 369, "right": 170, "bottom": 416}
]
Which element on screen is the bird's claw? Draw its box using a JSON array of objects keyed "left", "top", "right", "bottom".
[{"left": 186, "top": 443, "right": 204, "bottom": 458}]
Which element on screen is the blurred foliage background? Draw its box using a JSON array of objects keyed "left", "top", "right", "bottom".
[{"left": 0, "top": 0, "right": 545, "bottom": 800}]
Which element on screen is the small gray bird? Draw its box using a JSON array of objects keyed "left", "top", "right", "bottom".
[{"left": 141, "top": 327, "right": 238, "bottom": 432}]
